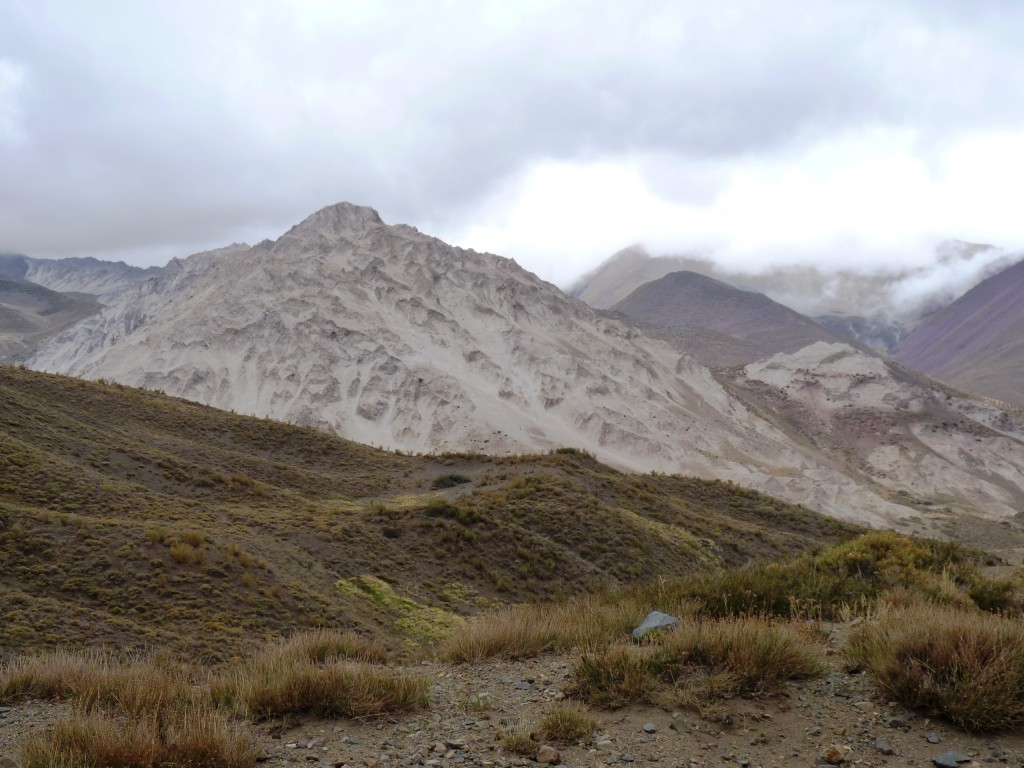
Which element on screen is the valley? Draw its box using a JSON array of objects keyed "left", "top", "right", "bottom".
[{"left": 3, "top": 205, "right": 1024, "bottom": 768}]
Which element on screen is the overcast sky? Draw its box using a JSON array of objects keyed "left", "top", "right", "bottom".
[{"left": 3, "top": 1, "right": 1024, "bottom": 286}]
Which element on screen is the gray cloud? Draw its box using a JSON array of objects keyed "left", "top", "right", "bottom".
[{"left": 3, "top": 1, "right": 1024, "bottom": 274}]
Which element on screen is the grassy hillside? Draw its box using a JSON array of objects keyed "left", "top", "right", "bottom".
[{"left": 0, "top": 366, "right": 857, "bottom": 660}]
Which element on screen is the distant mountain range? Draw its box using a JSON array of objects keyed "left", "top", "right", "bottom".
[
  {"left": 895, "top": 258, "right": 1024, "bottom": 408},
  {"left": 0, "top": 252, "right": 162, "bottom": 363},
  {"left": 0, "top": 252, "right": 160, "bottom": 303},
  {"left": 570, "top": 241, "right": 1017, "bottom": 352},
  {"left": 607, "top": 270, "right": 845, "bottom": 366},
  {"left": 23, "top": 203, "right": 1024, "bottom": 544},
  {"left": 0, "top": 276, "right": 101, "bottom": 363}
]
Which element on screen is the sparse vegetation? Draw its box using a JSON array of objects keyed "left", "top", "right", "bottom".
[
  {"left": 20, "top": 709, "right": 259, "bottom": 768},
  {"left": 571, "top": 644, "right": 657, "bottom": 709},
  {"left": 570, "top": 616, "right": 823, "bottom": 710},
  {"left": 655, "top": 617, "right": 824, "bottom": 695},
  {"left": 441, "top": 594, "right": 673, "bottom": 662},
  {"left": 499, "top": 727, "right": 537, "bottom": 756},
  {"left": 847, "top": 602, "right": 1024, "bottom": 731},
  {"left": 6, "top": 365, "right": 1024, "bottom": 758},
  {"left": 653, "top": 531, "right": 1011, "bottom": 620},
  {"left": 0, "top": 365, "right": 858, "bottom": 659},
  {"left": 263, "top": 628, "right": 391, "bottom": 665},
  {"left": 213, "top": 655, "right": 429, "bottom": 719},
  {"left": 537, "top": 704, "right": 597, "bottom": 744},
  {"left": 1, "top": 632, "right": 427, "bottom": 766}
]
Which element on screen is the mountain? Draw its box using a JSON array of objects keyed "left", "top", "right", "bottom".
[
  {"left": 28, "top": 203, "right": 1024, "bottom": 541},
  {"left": 0, "top": 252, "right": 162, "bottom": 303},
  {"left": 0, "top": 276, "right": 101, "bottom": 363},
  {"left": 0, "top": 365, "right": 857, "bottom": 657},
  {"left": 894, "top": 258, "right": 1024, "bottom": 408},
  {"left": 571, "top": 242, "right": 1015, "bottom": 351},
  {"left": 608, "top": 270, "right": 844, "bottom": 365}
]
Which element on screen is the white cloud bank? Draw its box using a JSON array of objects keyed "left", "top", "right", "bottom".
[{"left": 2, "top": 1, "right": 1024, "bottom": 285}]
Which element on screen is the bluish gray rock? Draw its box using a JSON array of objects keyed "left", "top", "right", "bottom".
[
  {"left": 632, "top": 610, "right": 681, "bottom": 639},
  {"left": 932, "top": 752, "right": 971, "bottom": 768}
]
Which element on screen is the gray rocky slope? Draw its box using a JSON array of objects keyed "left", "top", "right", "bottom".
[
  {"left": 29, "top": 204, "right": 1024, "bottom": 535},
  {"left": 0, "top": 253, "right": 161, "bottom": 303}
]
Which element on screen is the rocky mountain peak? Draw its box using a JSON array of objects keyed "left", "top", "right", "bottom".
[{"left": 286, "top": 202, "right": 386, "bottom": 240}]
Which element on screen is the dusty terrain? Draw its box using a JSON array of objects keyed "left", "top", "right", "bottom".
[{"left": 3, "top": 625, "right": 1023, "bottom": 767}]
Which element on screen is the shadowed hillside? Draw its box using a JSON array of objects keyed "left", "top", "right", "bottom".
[
  {"left": 610, "top": 271, "right": 843, "bottom": 365},
  {"left": 0, "top": 278, "right": 100, "bottom": 363},
  {"left": 0, "top": 366, "right": 857, "bottom": 660},
  {"left": 895, "top": 258, "right": 1024, "bottom": 408}
]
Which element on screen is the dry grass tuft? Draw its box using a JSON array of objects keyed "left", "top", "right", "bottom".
[
  {"left": 847, "top": 603, "right": 1024, "bottom": 731},
  {"left": 570, "top": 644, "right": 656, "bottom": 709},
  {"left": 499, "top": 727, "right": 537, "bottom": 756},
  {"left": 537, "top": 704, "right": 597, "bottom": 744},
  {"left": 657, "top": 617, "right": 824, "bottom": 695},
  {"left": 214, "top": 656, "right": 428, "bottom": 719},
  {"left": 265, "top": 629, "right": 390, "bottom": 665},
  {"left": 441, "top": 594, "right": 687, "bottom": 663},
  {"left": 0, "top": 649, "right": 95, "bottom": 703},
  {"left": 570, "top": 617, "right": 823, "bottom": 709},
  {"left": 20, "top": 708, "right": 258, "bottom": 768},
  {"left": 0, "top": 650, "right": 200, "bottom": 716}
]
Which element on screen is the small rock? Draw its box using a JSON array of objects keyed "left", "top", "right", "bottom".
[
  {"left": 433, "top": 743, "right": 447, "bottom": 754},
  {"left": 926, "top": 732, "right": 942, "bottom": 744},
  {"left": 286, "top": 743, "right": 299, "bottom": 750},
  {"left": 642, "top": 723, "right": 657, "bottom": 734},
  {"left": 447, "top": 740, "right": 467, "bottom": 750},
  {"left": 631, "top": 610, "right": 681, "bottom": 640},
  {"left": 820, "top": 744, "right": 851, "bottom": 765},
  {"left": 365, "top": 759, "right": 381, "bottom": 768},
  {"left": 933, "top": 753, "right": 972, "bottom": 768},
  {"left": 514, "top": 682, "right": 533, "bottom": 691},
  {"left": 874, "top": 740, "right": 894, "bottom": 756},
  {"left": 853, "top": 701, "right": 874, "bottom": 712},
  {"left": 536, "top": 746, "right": 560, "bottom": 765}
]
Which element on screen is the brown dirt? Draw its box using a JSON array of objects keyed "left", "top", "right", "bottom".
[{"left": 4, "top": 625, "right": 1023, "bottom": 768}]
